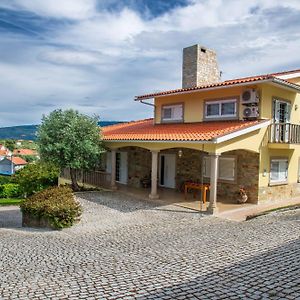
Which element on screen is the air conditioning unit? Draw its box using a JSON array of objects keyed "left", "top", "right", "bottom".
[
  {"left": 243, "top": 106, "right": 259, "bottom": 119},
  {"left": 241, "top": 89, "right": 259, "bottom": 104}
]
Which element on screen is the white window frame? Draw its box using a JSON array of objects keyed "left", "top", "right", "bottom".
[
  {"left": 269, "top": 158, "right": 288, "bottom": 185},
  {"left": 161, "top": 104, "right": 183, "bottom": 122},
  {"left": 203, "top": 156, "right": 236, "bottom": 182},
  {"left": 205, "top": 99, "right": 237, "bottom": 119}
]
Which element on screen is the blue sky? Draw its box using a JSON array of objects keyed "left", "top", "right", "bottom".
[{"left": 0, "top": 0, "right": 300, "bottom": 127}]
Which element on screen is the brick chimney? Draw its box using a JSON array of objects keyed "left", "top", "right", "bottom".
[{"left": 182, "top": 44, "right": 220, "bottom": 88}]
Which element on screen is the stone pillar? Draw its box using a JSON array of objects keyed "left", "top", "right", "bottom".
[
  {"left": 110, "top": 149, "right": 117, "bottom": 190},
  {"left": 149, "top": 150, "right": 160, "bottom": 199},
  {"left": 208, "top": 153, "right": 220, "bottom": 214}
]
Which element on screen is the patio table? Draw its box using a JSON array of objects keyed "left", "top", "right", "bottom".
[{"left": 184, "top": 182, "right": 210, "bottom": 204}]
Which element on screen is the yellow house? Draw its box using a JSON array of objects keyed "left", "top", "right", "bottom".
[{"left": 102, "top": 44, "right": 300, "bottom": 214}]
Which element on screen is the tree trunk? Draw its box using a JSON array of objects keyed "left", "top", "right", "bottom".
[{"left": 70, "top": 168, "right": 80, "bottom": 191}]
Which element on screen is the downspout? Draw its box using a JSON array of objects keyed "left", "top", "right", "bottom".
[{"left": 139, "top": 100, "right": 156, "bottom": 123}]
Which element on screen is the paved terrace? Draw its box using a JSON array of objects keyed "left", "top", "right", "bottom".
[{"left": 0, "top": 192, "right": 299, "bottom": 300}]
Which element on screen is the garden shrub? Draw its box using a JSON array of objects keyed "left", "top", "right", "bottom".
[
  {"left": 0, "top": 175, "right": 11, "bottom": 185},
  {"left": 0, "top": 183, "right": 21, "bottom": 198},
  {"left": 20, "top": 186, "right": 82, "bottom": 229},
  {"left": 12, "top": 162, "right": 59, "bottom": 197}
]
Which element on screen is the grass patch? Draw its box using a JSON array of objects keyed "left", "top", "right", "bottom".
[{"left": 0, "top": 198, "right": 23, "bottom": 206}]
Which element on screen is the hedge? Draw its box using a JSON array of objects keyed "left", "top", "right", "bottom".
[
  {"left": 0, "top": 183, "right": 22, "bottom": 198},
  {"left": 20, "top": 186, "right": 82, "bottom": 229}
]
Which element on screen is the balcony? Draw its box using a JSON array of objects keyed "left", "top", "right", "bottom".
[{"left": 269, "top": 123, "right": 300, "bottom": 144}]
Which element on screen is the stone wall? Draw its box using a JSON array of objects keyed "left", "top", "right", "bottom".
[
  {"left": 258, "top": 182, "right": 300, "bottom": 202},
  {"left": 121, "top": 147, "right": 260, "bottom": 203},
  {"left": 125, "top": 147, "right": 152, "bottom": 188},
  {"left": 182, "top": 44, "right": 220, "bottom": 88},
  {"left": 217, "top": 150, "right": 260, "bottom": 204}
]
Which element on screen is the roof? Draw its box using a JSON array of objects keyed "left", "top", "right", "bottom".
[
  {"left": 0, "top": 149, "right": 9, "bottom": 156},
  {"left": 7, "top": 156, "right": 28, "bottom": 165},
  {"left": 13, "top": 149, "right": 37, "bottom": 156},
  {"left": 103, "top": 118, "right": 270, "bottom": 143},
  {"left": 135, "top": 69, "right": 300, "bottom": 100}
]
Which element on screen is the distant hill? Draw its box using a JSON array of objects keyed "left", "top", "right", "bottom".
[{"left": 0, "top": 121, "right": 122, "bottom": 140}]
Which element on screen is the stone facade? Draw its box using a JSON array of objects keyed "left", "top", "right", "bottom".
[
  {"left": 182, "top": 44, "right": 220, "bottom": 88},
  {"left": 125, "top": 147, "right": 152, "bottom": 188},
  {"left": 123, "top": 147, "right": 260, "bottom": 204},
  {"left": 217, "top": 150, "right": 259, "bottom": 204},
  {"left": 258, "top": 182, "right": 300, "bottom": 202}
]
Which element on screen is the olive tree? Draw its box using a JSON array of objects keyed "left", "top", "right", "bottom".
[{"left": 37, "top": 109, "right": 104, "bottom": 191}]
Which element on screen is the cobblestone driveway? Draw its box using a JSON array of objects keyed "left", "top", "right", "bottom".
[{"left": 0, "top": 191, "right": 299, "bottom": 300}]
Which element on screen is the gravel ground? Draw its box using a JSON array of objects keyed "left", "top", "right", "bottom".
[{"left": 0, "top": 191, "right": 299, "bottom": 300}]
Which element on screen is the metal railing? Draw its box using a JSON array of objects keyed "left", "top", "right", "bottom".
[
  {"left": 269, "top": 123, "right": 300, "bottom": 144},
  {"left": 60, "top": 168, "right": 111, "bottom": 188}
]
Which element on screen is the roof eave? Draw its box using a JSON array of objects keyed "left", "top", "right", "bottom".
[
  {"left": 135, "top": 79, "right": 273, "bottom": 101},
  {"left": 135, "top": 78, "right": 300, "bottom": 101}
]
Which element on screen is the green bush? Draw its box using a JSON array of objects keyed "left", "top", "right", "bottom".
[
  {"left": 0, "top": 183, "right": 21, "bottom": 198},
  {"left": 20, "top": 186, "right": 82, "bottom": 229},
  {"left": 0, "top": 175, "right": 11, "bottom": 185},
  {"left": 12, "top": 162, "right": 59, "bottom": 197}
]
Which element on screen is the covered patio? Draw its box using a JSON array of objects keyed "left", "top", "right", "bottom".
[
  {"left": 115, "top": 184, "right": 254, "bottom": 214},
  {"left": 107, "top": 145, "right": 260, "bottom": 215}
]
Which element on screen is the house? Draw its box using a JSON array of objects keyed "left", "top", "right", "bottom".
[
  {"left": 0, "top": 156, "right": 27, "bottom": 175},
  {"left": 13, "top": 149, "right": 38, "bottom": 156},
  {"left": 0, "top": 149, "right": 11, "bottom": 161},
  {"left": 100, "top": 44, "right": 300, "bottom": 214}
]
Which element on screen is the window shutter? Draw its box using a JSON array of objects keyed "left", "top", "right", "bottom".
[
  {"left": 273, "top": 100, "right": 280, "bottom": 123},
  {"left": 286, "top": 103, "right": 291, "bottom": 123},
  {"left": 173, "top": 105, "right": 183, "bottom": 120},
  {"left": 219, "top": 158, "right": 235, "bottom": 181},
  {"left": 203, "top": 156, "right": 211, "bottom": 177}
]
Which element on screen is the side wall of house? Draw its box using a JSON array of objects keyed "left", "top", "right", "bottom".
[{"left": 258, "top": 146, "right": 300, "bottom": 202}]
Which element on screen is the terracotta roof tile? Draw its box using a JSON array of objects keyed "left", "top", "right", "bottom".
[
  {"left": 7, "top": 156, "right": 28, "bottom": 165},
  {"left": 103, "top": 118, "right": 267, "bottom": 142},
  {"left": 13, "top": 149, "right": 37, "bottom": 156}
]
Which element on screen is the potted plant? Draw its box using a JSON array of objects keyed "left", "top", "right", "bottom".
[{"left": 237, "top": 186, "right": 248, "bottom": 204}]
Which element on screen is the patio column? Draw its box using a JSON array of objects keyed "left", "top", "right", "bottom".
[
  {"left": 208, "top": 153, "right": 220, "bottom": 214},
  {"left": 110, "top": 149, "right": 117, "bottom": 190},
  {"left": 149, "top": 150, "right": 160, "bottom": 199}
]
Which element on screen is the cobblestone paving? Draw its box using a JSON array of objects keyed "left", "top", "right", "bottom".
[{"left": 0, "top": 191, "right": 299, "bottom": 300}]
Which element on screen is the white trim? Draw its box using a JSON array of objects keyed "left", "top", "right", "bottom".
[
  {"left": 276, "top": 72, "right": 300, "bottom": 80},
  {"left": 213, "top": 120, "right": 271, "bottom": 143},
  {"left": 205, "top": 99, "right": 237, "bottom": 119},
  {"left": 269, "top": 158, "right": 288, "bottom": 184}
]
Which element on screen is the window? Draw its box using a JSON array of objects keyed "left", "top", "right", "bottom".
[
  {"left": 161, "top": 104, "right": 183, "bottom": 122},
  {"left": 205, "top": 99, "right": 237, "bottom": 119},
  {"left": 270, "top": 158, "right": 288, "bottom": 184},
  {"left": 203, "top": 156, "right": 236, "bottom": 182}
]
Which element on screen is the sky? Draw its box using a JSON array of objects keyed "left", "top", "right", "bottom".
[{"left": 0, "top": 0, "right": 300, "bottom": 127}]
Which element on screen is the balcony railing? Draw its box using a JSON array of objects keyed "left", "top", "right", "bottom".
[
  {"left": 60, "top": 168, "right": 111, "bottom": 188},
  {"left": 269, "top": 123, "right": 300, "bottom": 144}
]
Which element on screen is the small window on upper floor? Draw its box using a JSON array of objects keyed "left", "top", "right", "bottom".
[
  {"left": 161, "top": 104, "right": 183, "bottom": 122},
  {"left": 205, "top": 98, "right": 237, "bottom": 120}
]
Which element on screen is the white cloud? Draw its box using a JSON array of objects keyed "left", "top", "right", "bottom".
[
  {"left": 0, "top": 0, "right": 97, "bottom": 20},
  {"left": 0, "top": 0, "right": 300, "bottom": 126}
]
